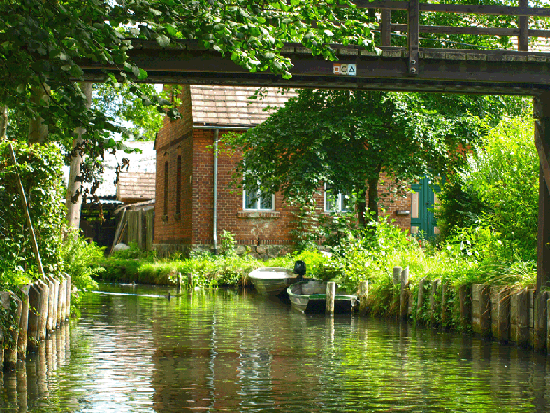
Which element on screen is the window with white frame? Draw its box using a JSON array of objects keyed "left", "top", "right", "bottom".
[
  {"left": 324, "top": 184, "right": 350, "bottom": 213},
  {"left": 243, "top": 184, "right": 275, "bottom": 211}
]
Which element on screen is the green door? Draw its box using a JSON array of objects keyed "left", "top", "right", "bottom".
[{"left": 410, "top": 176, "right": 440, "bottom": 238}]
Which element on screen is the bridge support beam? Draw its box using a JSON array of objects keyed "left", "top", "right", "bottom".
[{"left": 534, "top": 93, "right": 550, "bottom": 292}]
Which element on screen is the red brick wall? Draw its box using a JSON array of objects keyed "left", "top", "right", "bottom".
[
  {"left": 154, "top": 86, "right": 193, "bottom": 245},
  {"left": 374, "top": 174, "right": 412, "bottom": 230},
  {"left": 192, "top": 129, "right": 296, "bottom": 247}
]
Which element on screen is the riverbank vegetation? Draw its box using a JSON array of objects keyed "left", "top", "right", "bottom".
[{"left": 96, "top": 114, "right": 537, "bottom": 331}]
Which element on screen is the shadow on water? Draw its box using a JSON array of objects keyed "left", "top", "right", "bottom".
[{"left": 2, "top": 283, "right": 550, "bottom": 412}]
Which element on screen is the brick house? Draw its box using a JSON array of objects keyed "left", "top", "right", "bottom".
[{"left": 154, "top": 85, "right": 431, "bottom": 257}]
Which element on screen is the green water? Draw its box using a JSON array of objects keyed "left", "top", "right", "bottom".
[{"left": 1, "top": 283, "right": 549, "bottom": 412}]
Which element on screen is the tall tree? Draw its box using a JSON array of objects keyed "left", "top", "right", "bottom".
[
  {"left": 0, "top": 0, "right": 377, "bottom": 208},
  {"left": 227, "top": 89, "right": 505, "bottom": 225}
]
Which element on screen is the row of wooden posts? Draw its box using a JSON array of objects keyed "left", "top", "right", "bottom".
[
  {"left": 0, "top": 275, "right": 72, "bottom": 370},
  {"left": 376, "top": 266, "right": 550, "bottom": 352}
]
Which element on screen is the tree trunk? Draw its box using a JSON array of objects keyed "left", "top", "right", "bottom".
[
  {"left": 28, "top": 85, "right": 49, "bottom": 144},
  {"left": 65, "top": 82, "right": 92, "bottom": 231},
  {"left": 357, "top": 189, "right": 367, "bottom": 228},
  {"left": 0, "top": 105, "right": 7, "bottom": 140},
  {"left": 367, "top": 175, "right": 380, "bottom": 223}
]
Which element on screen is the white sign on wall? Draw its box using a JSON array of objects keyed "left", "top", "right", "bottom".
[{"left": 333, "top": 63, "right": 357, "bottom": 76}]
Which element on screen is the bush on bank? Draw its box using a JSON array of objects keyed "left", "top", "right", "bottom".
[{"left": 0, "top": 142, "right": 100, "bottom": 301}]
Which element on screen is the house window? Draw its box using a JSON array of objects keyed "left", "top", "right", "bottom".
[
  {"left": 243, "top": 185, "right": 274, "bottom": 211},
  {"left": 324, "top": 184, "right": 350, "bottom": 212}
]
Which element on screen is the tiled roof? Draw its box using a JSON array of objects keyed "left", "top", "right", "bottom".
[
  {"left": 70, "top": 140, "right": 156, "bottom": 198},
  {"left": 116, "top": 172, "right": 156, "bottom": 203},
  {"left": 190, "top": 85, "right": 297, "bottom": 127}
]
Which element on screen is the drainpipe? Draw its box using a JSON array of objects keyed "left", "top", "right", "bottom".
[{"left": 213, "top": 129, "right": 219, "bottom": 255}]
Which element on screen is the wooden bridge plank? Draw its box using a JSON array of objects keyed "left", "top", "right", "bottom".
[{"left": 354, "top": 1, "right": 550, "bottom": 17}]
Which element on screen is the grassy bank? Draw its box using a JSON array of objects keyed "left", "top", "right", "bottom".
[{"left": 98, "top": 219, "right": 536, "bottom": 331}]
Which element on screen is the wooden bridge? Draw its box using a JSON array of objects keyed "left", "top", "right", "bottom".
[{"left": 81, "top": 1, "right": 550, "bottom": 290}]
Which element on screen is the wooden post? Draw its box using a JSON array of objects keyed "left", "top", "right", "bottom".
[
  {"left": 546, "top": 298, "right": 550, "bottom": 354},
  {"left": 65, "top": 275, "right": 71, "bottom": 320},
  {"left": 46, "top": 277, "right": 55, "bottom": 334},
  {"left": 430, "top": 279, "right": 440, "bottom": 326},
  {"left": 534, "top": 93, "right": 550, "bottom": 291},
  {"left": 17, "top": 285, "right": 31, "bottom": 359},
  {"left": 408, "top": 0, "right": 420, "bottom": 75},
  {"left": 472, "top": 284, "right": 491, "bottom": 338},
  {"left": 399, "top": 267, "right": 409, "bottom": 321},
  {"left": 358, "top": 280, "right": 369, "bottom": 316},
  {"left": 458, "top": 284, "right": 472, "bottom": 331},
  {"left": 38, "top": 280, "right": 49, "bottom": 341},
  {"left": 57, "top": 275, "right": 65, "bottom": 326},
  {"left": 416, "top": 277, "right": 426, "bottom": 324},
  {"left": 515, "top": 288, "right": 530, "bottom": 347},
  {"left": 441, "top": 282, "right": 450, "bottom": 329},
  {"left": 27, "top": 282, "right": 42, "bottom": 350},
  {"left": 51, "top": 278, "right": 59, "bottom": 330},
  {"left": 393, "top": 267, "right": 401, "bottom": 285},
  {"left": 534, "top": 291, "right": 548, "bottom": 351},
  {"left": 177, "top": 272, "right": 182, "bottom": 292},
  {"left": 518, "top": 0, "right": 529, "bottom": 52},
  {"left": 187, "top": 273, "right": 193, "bottom": 287},
  {"left": 491, "top": 286, "right": 511, "bottom": 343},
  {"left": 326, "top": 281, "right": 336, "bottom": 315},
  {"left": 1, "top": 292, "right": 23, "bottom": 370},
  {"left": 380, "top": 9, "right": 392, "bottom": 47}
]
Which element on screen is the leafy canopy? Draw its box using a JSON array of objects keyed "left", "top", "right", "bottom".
[{"left": 226, "top": 89, "right": 493, "bottom": 213}]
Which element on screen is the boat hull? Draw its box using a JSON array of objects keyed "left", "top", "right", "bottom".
[
  {"left": 248, "top": 267, "right": 297, "bottom": 296},
  {"left": 287, "top": 280, "right": 357, "bottom": 313}
]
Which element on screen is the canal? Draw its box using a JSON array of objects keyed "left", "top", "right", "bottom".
[{"left": 1, "top": 283, "right": 550, "bottom": 412}]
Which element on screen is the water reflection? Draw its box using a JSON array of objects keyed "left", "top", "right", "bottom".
[{"left": 2, "top": 284, "right": 550, "bottom": 412}]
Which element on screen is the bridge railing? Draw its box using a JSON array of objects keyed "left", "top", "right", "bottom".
[{"left": 354, "top": 1, "right": 550, "bottom": 74}]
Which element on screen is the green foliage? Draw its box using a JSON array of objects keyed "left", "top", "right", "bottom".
[
  {"left": 0, "top": 141, "right": 65, "bottom": 284},
  {"left": 290, "top": 200, "right": 322, "bottom": 251},
  {"left": 226, "top": 90, "right": 496, "bottom": 226},
  {"left": 59, "top": 231, "right": 103, "bottom": 294},
  {"left": 219, "top": 230, "right": 237, "bottom": 257},
  {"left": 0, "top": 0, "right": 376, "bottom": 169},
  {"left": 436, "top": 116, "right": 538, "bottom": 262}
]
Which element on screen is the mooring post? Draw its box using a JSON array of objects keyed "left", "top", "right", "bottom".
[
  {"left": 177, "top": 272, "right": 182, "bottom": 292},
  {"left": 399, "top": 267, "right": 410, "bottom": 320},
  {"left": 358, "top": 280, "right": 369, "bottom": 315},
  {"left": 416, "top": 277, "right": 426, "bottom": 324},
  {"left": 17, "top": 284, "right": 31, "bottom": 360},
  {"left": 38, "top": 280, "right": 49, "bottom": 341},
  {"left": 534, "top": 291, "right": 548, "bottom": 351},
  {"left": 458, "top": 284, "right": 472, "bottom": 331},
  {"left": 514, "top": 288, "right": 530, "bottom": 347},
  {"left": 57, "top": 275, "right": 65, "bottom": 326},
  {"left": 0, "top": 311, "right": 3, "bottom": 370},
  {"left": 27, "top": 282, "right": 42, "bottom": 351},
  {"left": 1, "top": 292, "right": 23, "bottom": 370},
  {"left": 441, "top": 282, "right": 450, "bottom": 329},
  {"left": 326, "top": 281, "right": 336, "bottom": 315},
  {"left": 187, "top": 273, "right": 193, "bottom": 287},
  {"left": 430, "top": 279, "right": 440, "bottom": 326},
  {"left": 533, "top": 93, "right": 550, "bottom": 293},
  {"left": 52, "top": 277, "right": 59, "bottom": 330},
  {"left": 393, "top": 267, "right": 402, "bottom": 285},
  {"left": 472, "top": 284, "right": 491, "bottom": 338},
  {"left": 46, "top": 276, "right": 55, "bottom": 334},
  {"left": 65, "top": 275, "right": 71, "bottom": 320},
  {"left": 491, "top": 286, "right": 511, "bottom": 343}
]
